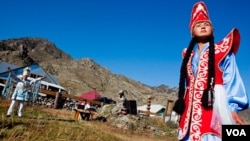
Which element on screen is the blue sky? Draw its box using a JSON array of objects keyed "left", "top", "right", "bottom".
[{"left": 1, "top": 0, "right": 250, "bottom": 100}]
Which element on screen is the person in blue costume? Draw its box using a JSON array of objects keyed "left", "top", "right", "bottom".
[{"left": 6, "top": 67, "right": 45, "bottom": 117}]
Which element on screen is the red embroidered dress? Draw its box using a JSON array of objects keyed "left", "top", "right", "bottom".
[{"left": 178, "top": 29, "right": 240, "bottom": 141}]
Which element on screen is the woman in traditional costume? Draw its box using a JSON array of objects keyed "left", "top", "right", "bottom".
[{"left": 173, "top": 1, "right": 249, "bottom": 141}]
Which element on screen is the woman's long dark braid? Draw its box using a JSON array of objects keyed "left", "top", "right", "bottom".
[
  {"left": 173, "top": 37, "right": 197, "bottom": 115},
  {"left": 201, "top": 35, "right": 215, "bottom": 109},
  {"left": 173, "top": 35, "right": 215, "bottom": 114}
]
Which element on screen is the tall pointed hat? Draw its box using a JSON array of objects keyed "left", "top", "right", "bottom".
[
  {"left": 190, "top": 1, "right": 240, "bottom": 54},
  {"left": 189, "top": 1, "right": 212, "bottom": 30}
]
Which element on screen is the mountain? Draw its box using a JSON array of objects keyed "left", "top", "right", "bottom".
[
  {"left": 1, "top": 37, "right": 250, "bottom": 123},
  {"left": 0, "top": 37, "right": 178, "bottom": 106}
]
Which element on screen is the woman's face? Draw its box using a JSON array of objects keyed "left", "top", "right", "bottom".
[{"left": 192, "top": 21, "right": 213, "bottom": 39}]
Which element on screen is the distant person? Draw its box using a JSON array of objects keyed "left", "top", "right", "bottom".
[
  {"left": 172, "top": 1, "right": 249, "bottom": 141},
  {"left": 82, "top": 102, "right": 91, "bottom": 120},
  {"left": 118, "top": 90, "right": 127, "bottom": 114},
  {"left": 6, "top": 67, "right": 45, "bottom": 117},
  {"left": 84, "top": 102, "right": 91, "bottom": 110},
  {"left": 78, "top": 99, "right": 86, "bottom": 109}
]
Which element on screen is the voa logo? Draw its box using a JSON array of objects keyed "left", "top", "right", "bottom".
[{"left": 226, "top": 129, "right": 246, "bottom": 136}]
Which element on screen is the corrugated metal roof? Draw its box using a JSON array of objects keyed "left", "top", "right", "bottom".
[
  {"left": 0, "top": 62, "right": 19, "bottom": 73},
  {"left": 137, "top": 104, "right": 165, "bottom": 114},
  {"left": 0, "top": 62, "right": 59, "bottom": 85}
]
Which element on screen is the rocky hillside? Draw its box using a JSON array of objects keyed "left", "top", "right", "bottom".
[
  {"left": 0, "top": 37, "right": 178, "bottom": 106},
  {"left": 1, "top": 37, "right": 250, "bottom": 123}
]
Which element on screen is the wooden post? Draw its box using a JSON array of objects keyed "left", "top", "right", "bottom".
[
  {"left": 163, "top": 100, "right": 169, "bottom": 122},
  {"left": 146, "top": 95, "right": 151, "bottom": 116},
  {"left": 54, "top": 92, "right": 61, "bottom": 109},
  {"left": 163, "top": 99, "right": 174, "bottom": 122}
]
